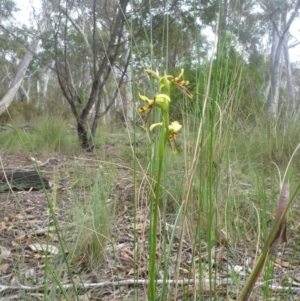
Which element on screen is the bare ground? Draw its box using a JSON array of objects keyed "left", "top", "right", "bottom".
[{"left": 1, "top": 150, "right": 300, "bottom": 300}]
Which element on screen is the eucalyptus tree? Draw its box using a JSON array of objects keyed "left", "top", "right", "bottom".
[
  {"left": 49, "top": 0, "right": 202, "bottom": 148},
  {"left": 198, "top": 0, "right": 300, "bottom": 119},
  {"left": 0, "top": 0, "right": 17, "bottom": 20},
  {"left": 262, "top": 0, "right": 300, "bottom": 118},
  {"left": 0, "top": 0, "right": 19, "bottom": 96},
  {"left": 128, "top": 0, "right": 213, "bottom": 72},
  {"left": 48, "top": 0, "right": 130, "bottom": 149},
  {"left": 224, "top": 0, "right": 300, "bottom": 118},
  {"left": 0, "top": 1, "right": 52, "bottom": 114}
]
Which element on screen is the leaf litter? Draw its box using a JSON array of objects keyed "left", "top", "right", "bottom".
[{"left": 0, "top": 151, "right": 300, "bottom": 300}]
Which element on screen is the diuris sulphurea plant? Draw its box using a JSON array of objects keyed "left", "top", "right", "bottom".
[
  {"left": 137, "top": 68, "right": 192, "bottom": 300},
  {"left": 138, "top": 68, "right": 192, "bottom": 153}
]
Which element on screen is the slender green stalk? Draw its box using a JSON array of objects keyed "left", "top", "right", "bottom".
[
  {"left": 149, "top": 134, "right": 166, "bottom": 300},
  {"left": 149, "top": 81, "right": 169, "bottom": 301}
]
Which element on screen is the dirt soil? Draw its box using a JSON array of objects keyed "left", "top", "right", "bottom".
[{"left": 0, "top": 150, "right": 300, "bottom": 300}]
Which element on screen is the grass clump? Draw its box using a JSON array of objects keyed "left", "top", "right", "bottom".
[
  {"left": 34, "top": 116, "right": 76, "bottom": 152},
  {"left": 70, "top": 166, "right": 112, "bottom": 270},
  {"left": 233, "top": 117, "right": 300, "bottom": 172},
  {"left": 0, "top": 126, "right": 34, "bottom": 152},
  {"left": 0, "top": 115, "right": 77, "bottom": 153},
  {"left": 0, "top": 101, "right": 43, "bottom": 124}
]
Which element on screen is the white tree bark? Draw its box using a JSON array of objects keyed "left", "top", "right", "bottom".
[
  {"left": 267, "top": 0, "right": 300, "bottom": 118},
  {"left": 24, "top": 77, "right": 31, "bottom": 103},
  {"left": 268, "top": 27, "right": 282, "bottom": 118},
  {"left": 282, "top": 7, "right": 296, "bottom": 113},
  {"left": 4, "top": 71, "right": 30, "bottom": 102},
  {"left": 284, "top": 39, "right": 295, "bottom": 110},
  {"left": 125, "top": 70, "right": 133, "bottom": 132},
  {"left": 43, "top": 61, "right": 55, "bottom": 98},
  {"left": 36, "top": 80, "right": 40, "bottom": 106},
  {"left": 0, "top": 16, "right": 49, "bottom": 115},
  {"left": 124, "top": 45, "right": 133, "bottom": 131},
  {"left": 122, "top": 28, "right": 133, "bottom": 132}
]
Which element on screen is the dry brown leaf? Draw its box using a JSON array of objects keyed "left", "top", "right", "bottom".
[
  {"left": 134, "top": 223, "right": 146, "bottom": 233},
  {"left": 25, "top": 268, "right": 36, "bottom": 280},
  {"left": 0, "top": 245, "right": 11, "bottom": 258},
  {"left": 0, "top": 221, "right": 6, "bottom": 229},
  {"left": 274, "top": 258, "right": 296, "bottom": 269},
  {"left": 15, "top": 214, "right": 25, "bottom": 220},
  {"left": 120, "top": 249, "right": 134, "bottom": 264},
  {"left": 216, "top": 246, "right": 226, "bottom": 264},
  {"left": 35, "top": 227, "right": 56, "bottom": 235},
  {"left": 28, "top": 243, "right": 59, "bottom": 256},
  {"left": 0, "top": 263, "right": 10, "bottom": 273},
  {"left": 293, "top": 272, "right": 300, "bottom": 283},
  {"left": 269, "top": 183, "right": 290, "bottom": 254}
]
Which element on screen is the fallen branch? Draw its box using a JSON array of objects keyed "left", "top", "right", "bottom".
[
  {"left": 1, "top": 278, "right": 300, "bottom": 298},
  {"left": 0, "top": 278, "right": 227, "bottom": 294},
  {"left": 0, "top": 170, "right": 52, "bottom": 192}
]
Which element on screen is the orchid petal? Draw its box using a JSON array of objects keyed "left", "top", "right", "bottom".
[
  {"left": 175, "top": 68, "right": 184, "bottom": 81},
  {"left": 169, "top": 121, "right": 182, "bottom": 132},
  {"left": 150, "top": 122, "right": 163, "bottom": 131},
  {"left": 155, "top": 94, "right": 171, "bottom": 103},
  {"left": 138, "top": 106, "right": 150, "bottom": 113},
  {"left": 145, "top": 68, "right": 160, "bottom": 80},
  {"left": 139, "top": 92, "right": 154, "bottom": 104}
]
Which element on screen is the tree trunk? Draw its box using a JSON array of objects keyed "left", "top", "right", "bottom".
[
  {"left": 100, "top": 84, "right": 110, "bottom": 125},
  {"left": 268, "top": 28, "right": 282, "bottom": 118},
  {"left": 43, "top": 61, "right": 55, "bottom": 98},
  {"left": 125, "top": 72, "right": 133, "bottom": 132},
  {"left": 0, "top": 171, "right": 51, "bottom": 192},
  {"left": 54, "top": 0, "right": 129, "bottom": 150},
  {"left": 283, "top": 40, "right": 295, "bottom": 110},
  {"left": 78, "top": 0, "right": 129, "bottom": 149},
  {"left": 90, "top": 51, "right": 130, "bottom": 141},
  {"left": 267, "top": 0, "right": 300, "bottom": 118},
  {"left": 282, "top": 10, "right": 295, "bottom": 113},
  {"left": 0, "top": 16, "right": 50, "bottom": 115},
  {"left": 124, "top": 36, "right": 133, "bottom": 132}
]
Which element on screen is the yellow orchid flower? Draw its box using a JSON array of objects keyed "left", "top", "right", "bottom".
[
  {"left": 150, "top": 121, "right": 182, "bottom": 140},
  {"left": 168, "top": 121, "right": 182, "bottom": 139},
  {"left": 137, "top": 92, "right": 155, "bottom": 113},
  {"left": 145, "top": 68, "right": 192, "bottom": 98},
  {"left": 137, "top": 92, "right": 171, "bottom": 114},
  {"left": 174, "top": 68, "right": 193, "bottom": 98}
]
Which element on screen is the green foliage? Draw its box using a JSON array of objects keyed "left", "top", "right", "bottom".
[
  {"left": 0, "top": 126, "right": 33, "bottom": 151},
  {"left": 34, "top": 116, "right": 76, "bottom": 152},
  {"left": 234, "top": 117, "right": 300, "bottom": 173},
  {"left": 70, "top": 168, "right": 112, "bottom": 270},
  {"left": 0, "top": 0, "right": 18, "bottom": 19},
  {"left": 43, "top": 97, "right": 73, "bottom": 120},
  {"left": 0, "top": 115, "right": 77, "bottom": 153},
  {"left": 169, "top": 37, "right": 245, "bottom": 121},
  {"left": 1, "top": 1, "right": 300, "bottom": 299},
  {"left": 0, "top": 101, "right": 43, "bottom": 124}
]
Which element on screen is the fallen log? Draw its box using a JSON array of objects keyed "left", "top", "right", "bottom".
[{"left": 0, "top": 171, "right": 52, "bottom": 192}]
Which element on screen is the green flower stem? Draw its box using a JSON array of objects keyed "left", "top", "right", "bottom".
[
  {"left": 149, "top": 111, "right": 169, "bottom": 301},
  {"left": 144, "top": 68, "right": 189, "bottom": 300}
]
